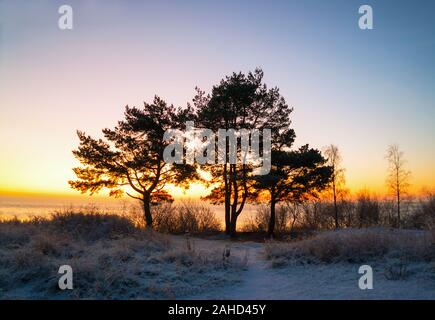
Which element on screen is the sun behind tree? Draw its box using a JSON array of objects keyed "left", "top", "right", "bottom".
[{"left": 69, "top": 96, "right": 199, "bottom": 227}]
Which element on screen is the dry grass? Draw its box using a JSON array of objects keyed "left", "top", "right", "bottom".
[
  {"left": 0, "top": 210, "right": 242, "bottom": 299},
  {"left": 264, "top": 228, "right": 434, "bottom": 267}
]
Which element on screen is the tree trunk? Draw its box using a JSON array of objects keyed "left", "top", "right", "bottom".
[
  {"left": 225, "top": 201, "right": 231, "bottom": 235},
  {"left": 333, "top": 175, "right": 339, "bottom": 229},
  {"left": 229, "top": 164, "right": 239, "bottom": 238},
  {"left": 267, "top": 199, "right": 276, "bottom": 238},
  {"left": 143, "top": 195, "right": 153, "bottom": 228},
  {"left": 397, "top": 189, "right": 401, "bottom": 228},
  {"left": 230, "top": 212, "right": 238, "bottom": 238},
  {"left": 224, "top": 163, "right": 231, "bottom": 235}
]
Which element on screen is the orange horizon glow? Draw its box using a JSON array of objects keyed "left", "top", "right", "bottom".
[
  {"left": 1, "top": 2, "right": 434, "bottom": 203},
  {"left": 1, "top": 176, "right": 434, "bottom": 201}
]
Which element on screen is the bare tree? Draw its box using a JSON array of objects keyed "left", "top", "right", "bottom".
[
  {"left": 386, "top": 144, "right": 411, "bottom": 228},
  {"left": 324, "top": 145, "right": 346, "bottom": 229}
]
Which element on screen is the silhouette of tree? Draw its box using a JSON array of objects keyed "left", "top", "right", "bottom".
[
  {"left": 69, "top": 96, "right": 198, "bottom": 227},
  {"left": 254, "top": 145, "right": 332, "bottom": 237},
  {"left": 386, "top": 144, "right": 411, "bottom": 228},
  {"left": 323, "top": 144, "right": 346, "bottom": 229},
  {"left": 194, "top": 69, "right": 294, "bottom": 237}
]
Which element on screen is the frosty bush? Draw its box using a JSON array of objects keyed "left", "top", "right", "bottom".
[
  {"left": 0, "top": 212, "right": 241, "bottom": 299},
  {"left": 264, "top": 228, "right": 434, "bottom": 266},
  {"left": 151, "top": 201, "right": 221, "bottom": 234}
]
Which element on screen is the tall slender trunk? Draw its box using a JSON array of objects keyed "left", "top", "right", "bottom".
[
  {"left": 229, "top": 164, "right": 239, "bottom": 238},
  {"left": 397, "top": 187, "right": 401, "bottom": 228},
  {"left": 224, "top": 163, "right": 231, "bottom": 235},
  {"left": 396, "top": 169, "right": 401, "bottom": 228},
  {"left": 333, "top": 182, "right": 339, "bottom": 229},
  {"left": 267, "top": 198, "right": 276, "bottom": 238},
  {"left": 230, "top": 212, "right": 238, "bottom": 238},
  {"left": 143, "top": 194, "right": 153, "bottom": 228},
  {"left": 332, "top": 172, "right": 338, "bottom": 229}
]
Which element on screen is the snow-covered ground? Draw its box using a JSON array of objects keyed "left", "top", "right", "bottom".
[
  {"left": 1, "top": 216, "right": 434, "bottom": 299},
  {"left": 0, "top": 216, "right": 245, "bottom": 300},
  {"left": 180, "top": 236, "right": 435, "bottom": 300}
]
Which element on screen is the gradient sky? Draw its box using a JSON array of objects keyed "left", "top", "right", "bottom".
[{"left": 1, "top": 0, "right": 434, "bottom": 198}]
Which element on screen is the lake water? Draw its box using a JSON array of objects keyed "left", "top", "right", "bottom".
[
  {"left": 0, "top": 194, "right": 258, "bottom": 227},
  {"left": 0, "top": 194, "right": 131, "bottom": 219}
]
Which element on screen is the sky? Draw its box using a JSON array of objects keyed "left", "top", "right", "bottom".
[{"left": 0, "top": 0, "right": 434, "bottom": 199}]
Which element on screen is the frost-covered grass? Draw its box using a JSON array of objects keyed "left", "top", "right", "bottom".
[
  {"left": 0, "top": 212, "right": 244, "bottom": 299},
  {"left": 265, "top": 228, "right": 435, "bottom": 267}
]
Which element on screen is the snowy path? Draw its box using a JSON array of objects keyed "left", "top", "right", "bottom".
[{"left": 176, "top": 236, "right": 435, "bottom": 300}]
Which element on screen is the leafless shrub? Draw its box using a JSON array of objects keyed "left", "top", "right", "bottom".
[
  {"left": 355, "top": 190, "right": 380, "bottom": 228},
  {"left": 49, "top": 210, "right": 138, "bottom": 241},
  {"left": 222, "top": 245, "right": 231, "bottom": 264},
  {"left": 403, "top": 193, "right": 435, "bottom": 229},
  {"left": 185, "top": 232, "right": 194, "bottom": 252},
  {"left": 384, "top": 258, "right": 410, "bottom": 280},
  {"left": 149, "top": 202, "right": 178, "bottom": 233},
  {"left": 242, "top": 203, "right": 301, "bottom": 235},
  {"left": 151, "top": 201, "right": 221, "bottom": 234},
  {"left": 299, "top": 200, "right": 337, "bottom": 230}
]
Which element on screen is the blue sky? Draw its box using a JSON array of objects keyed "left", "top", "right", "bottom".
[{"left": 0, "top": 0, "right": 434, "bottom": 195}]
